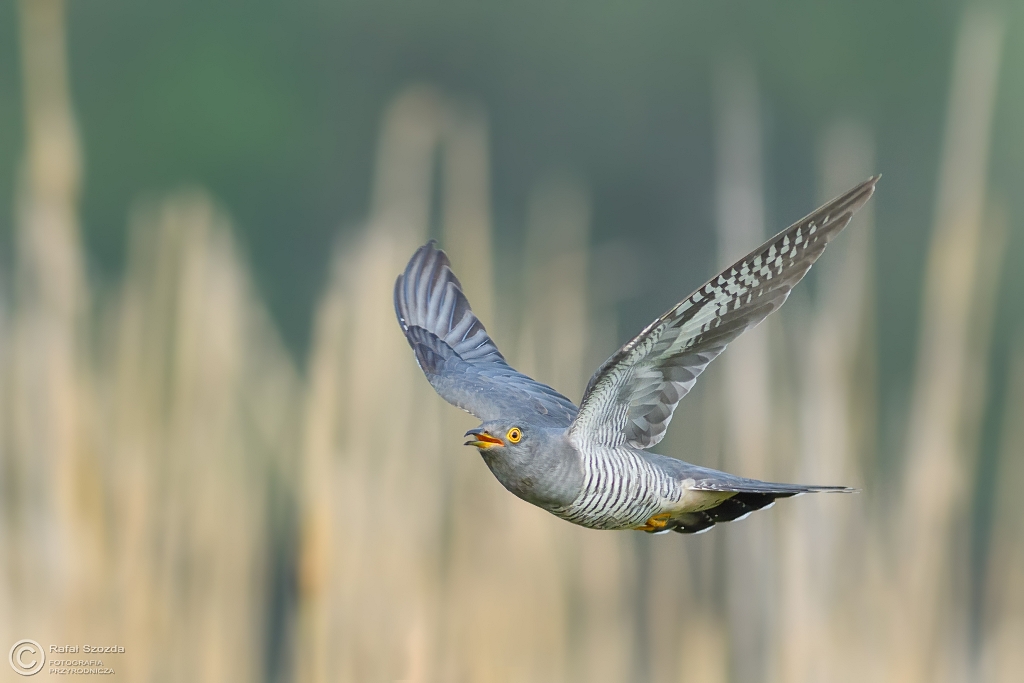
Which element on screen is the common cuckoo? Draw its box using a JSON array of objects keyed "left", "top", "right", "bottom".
[{"left": 395, "top": 176, "right": 877, "bottom": 534}]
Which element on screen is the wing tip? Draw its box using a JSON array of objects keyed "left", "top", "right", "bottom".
[
  {"left": 395, "top": 240, "right": 457, "bottom": 324},
  {"left": 836, "top": 174, "right": 880, "bottom": 217}
]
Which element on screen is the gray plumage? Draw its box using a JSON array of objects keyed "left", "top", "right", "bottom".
[{"left": 395, "top": 176, "right": 878, "bottom": 534}]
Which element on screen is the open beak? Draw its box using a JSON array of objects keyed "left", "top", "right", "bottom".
[{"left": 464, "top": 428, "right": 504, "bottom": 449}]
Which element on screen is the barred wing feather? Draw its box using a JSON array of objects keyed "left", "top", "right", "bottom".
[
  {"left": 569, "top": 176, "right": 878, "bottom": 450},
  {"left": 395, "top": 241, "right": 579, "bottom": 427}
]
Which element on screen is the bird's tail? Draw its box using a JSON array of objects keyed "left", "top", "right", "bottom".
[
  {"left": 643, "top": 457, "right": 856, "bottom": 534},
  {"left": 655, "top": 484, "right": 853, "bottom": 535}
]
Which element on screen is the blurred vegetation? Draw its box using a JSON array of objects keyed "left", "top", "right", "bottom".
[
  {"left": 1, "top": 1, "right": 1024, "bottom": 682},
  {"left": 1, "top": 1, "right": 1022, "bottom": 354}
]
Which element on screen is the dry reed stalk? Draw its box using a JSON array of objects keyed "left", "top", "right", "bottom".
[
  {"left": 778, "top": 121, "right": 876, "bottom": 683},
  {"left": 516, "top": 173, "right": 634, "bottom": 683},
  {"left": 518, "top": 173, "right": 592, "bottom": 401},
  {"left": 106, "top": 193, "right": 300, "bottom": 682},
  {"left": 326, "top": 88, "right": 442, "bottom": 683},
  {"left": 430, "top": 172, "right": 584, "bottom": 683},
  {"left": 895, "top": 7, "right": 1004, "bottom": 682},
  {"left": 713, "top": 55, "right": 775, "bottom": 683},
  {"left": 978, "top": 335, "right": 1024, "bottom": 682},
  {"left": 646, "top": 313, "right": 726, "bottom": 683},
  {"left": 436, "top": 103, "right": 516, "bottom": 683},
  {"left": 294, "top": 249, "right": 349, "bottom": 683},
  {"left": 442, "top": 102, "right": 496, "bottom": 325},
  {"left": 6, "top": 0, "right": 97, "bottom": 649},
  {"left": 954, "top": 198, "right": 1010, "bottom": 680}
]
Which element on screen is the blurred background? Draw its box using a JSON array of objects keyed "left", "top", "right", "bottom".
[{"left": 1, "top": 0, "right": 1023, "bottom": 681}]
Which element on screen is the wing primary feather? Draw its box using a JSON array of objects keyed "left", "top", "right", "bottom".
[
  {"left": 395, "top": 241, "right": 579, "bottom": 426},
  {"left": 570, "top": 176, "right": 878, "bottom": 450}
]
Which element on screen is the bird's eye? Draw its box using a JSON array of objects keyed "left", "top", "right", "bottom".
[{"left": 507, "top": 427, "right": 522, "bottom": 443}]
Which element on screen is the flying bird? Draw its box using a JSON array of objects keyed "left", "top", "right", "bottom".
[{"left": 394, "top": 176, "right": 878, "bottom": 534}]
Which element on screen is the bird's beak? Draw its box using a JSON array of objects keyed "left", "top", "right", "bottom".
[{"left": 464, "top": 428, "right": 504, "bottom": 449}]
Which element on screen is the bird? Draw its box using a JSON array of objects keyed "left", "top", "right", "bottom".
[{"left": 394, "top": 176, "right": 878, "bottom": 534}]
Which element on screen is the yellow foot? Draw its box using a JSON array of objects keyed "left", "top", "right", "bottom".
[{"left": 635, "top": 512, "right": 672, "bottom": 532}]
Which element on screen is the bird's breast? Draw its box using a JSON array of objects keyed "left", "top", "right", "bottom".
[{"left": 549, "top": 447, "right": 680, "bottom": 530}]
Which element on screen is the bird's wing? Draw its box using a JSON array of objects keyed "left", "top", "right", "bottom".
[
  {"left": 395, "top": 241, "right": 579, "bottom": 427},
  {"left": 569, "top": 176, "right": 878, "bottom": 450}
]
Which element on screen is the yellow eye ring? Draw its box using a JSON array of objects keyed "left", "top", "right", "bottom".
[{"left": 507, "top": 427, "right": 522, "bottom": 443}]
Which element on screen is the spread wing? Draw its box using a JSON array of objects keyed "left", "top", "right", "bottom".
[
  {"left": 395, "top": 241, "right": 579, "bottom": 427},
  {"left": 569, "top": 176, "right": 878, "bottom": 450}
]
